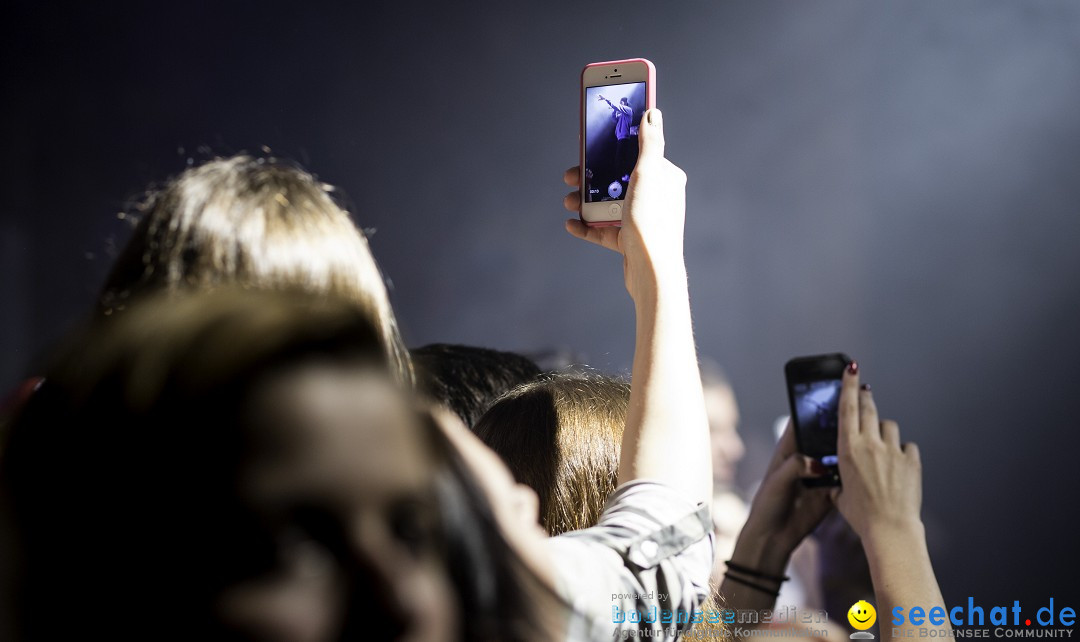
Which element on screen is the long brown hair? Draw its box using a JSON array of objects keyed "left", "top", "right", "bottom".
[
  {"left": 98, "top": 154, "right": 412, "bottom": 385},
  {"left": 474, "top": 373, "right": 629, "bottom": 535},
  {"left": 475, "top": 373, "right": 728, "bottom": 637}
]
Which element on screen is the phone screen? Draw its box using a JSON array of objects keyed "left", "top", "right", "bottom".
[
  {"left": 785, "top": 353, "right": 849, "bottom": 486},
  {"left": 791, "top": 379, "right": 842, "bottom": 466},
  {"left": 583, "top": 82, "right": 646, "bottom": 203}
]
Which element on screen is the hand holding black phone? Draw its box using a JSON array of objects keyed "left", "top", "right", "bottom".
[{"left": 784, "top": 353, "right": 852, "bottom": 487}]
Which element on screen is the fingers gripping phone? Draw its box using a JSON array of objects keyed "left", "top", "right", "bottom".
[
  {"left": 580, "top": 58, "right": 656, "bottom": 226},
  {"left": 784, "top": 353, "right": 852, "bottom": 487}
]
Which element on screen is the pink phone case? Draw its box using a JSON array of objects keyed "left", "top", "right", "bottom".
[{"left": 580, "top": 58, "right": 656, "bottom": 227}]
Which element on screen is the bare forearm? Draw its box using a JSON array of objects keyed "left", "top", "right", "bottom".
[
  {"left": 864, "top": 522, "right": 950, "bottom": 639},
  {"left": 720, "top": 525, "right": 792, "bottom": 614},
  {"left": 617, "top": 269, "right": 712, "bottom": 506}
]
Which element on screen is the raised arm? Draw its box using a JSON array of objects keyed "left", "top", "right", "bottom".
[
  {"left": 564, "top": 109, "right": 711, "bottom": 506},
  {"left": 720, "top": 423, "right": 832, "bottom": 613},
  {"left": 833, "top": 365, "right": 950, "bottom": 638}
]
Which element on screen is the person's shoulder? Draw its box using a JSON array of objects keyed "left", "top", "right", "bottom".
[{"left": 554, "top": 480, "right": 711, "bottom": 558}]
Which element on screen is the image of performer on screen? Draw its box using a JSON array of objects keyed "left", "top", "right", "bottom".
[{"left": 598, "top": 94, "right": 634, "bottom": 182}]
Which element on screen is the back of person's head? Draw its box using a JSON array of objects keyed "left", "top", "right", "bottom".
[
  {"left": 473, "top": 373, "right": 629, "bottom": 535},
  {"left": 98, "top": 154, "right": 412, "bottom": 384},
  {"left": 411, "top": 343, "right": 542, "bottom": 429},
  {"left": 1, "top": 289, "right": 555, "bottom": 640}
]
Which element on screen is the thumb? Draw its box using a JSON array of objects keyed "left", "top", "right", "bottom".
[
  {"left": 762, "top": 453, "right": 807, "bottom": 495},
  {"left": 637, "top": 108, "right": 665, "bottom": 161},
  {"left": 766, "top": 420, "right": 797, "bottom": 473}
]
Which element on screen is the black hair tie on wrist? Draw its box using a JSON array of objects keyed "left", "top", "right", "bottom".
[
  {"left": 723, "top": 571, "right": 781, "bottom": 597},
  {"left": 724, "top": 560, "right": 790, "bottom": 584}
]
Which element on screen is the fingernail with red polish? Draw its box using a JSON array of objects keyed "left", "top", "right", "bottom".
[
  {"left": 809, "top": 459, "right": 828, "bottom": 475},
  {"left": 847, "top": 361, "right": 859, "bottom": 375},
  {"left": 860, "top": 383, "right": 871, "bottom": 391}
]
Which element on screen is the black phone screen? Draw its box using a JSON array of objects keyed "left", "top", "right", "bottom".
[
  {"left": 785, "top": 353, "right": 850, "bottom": 485},
  {"left": 583, "top": 82, "right": 646, "bottom": 203}
]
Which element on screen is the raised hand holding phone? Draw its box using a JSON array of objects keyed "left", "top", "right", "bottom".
[
  {"left": 565, "top": 108, "right": 687, "bottom": 303},
  {"left": 579, "top": 59, "right": 655, "bottom": 225},
  {"left": 720, "top": 420, "right": 833, "bottom": 615},
  {"left": 563, "top": 106, "right": 711, "bottom": 507},
  {"left": 784, "top": 353, "right": 852, "bottom": 486},
  {"left": 831, "top": 364, "right": 950, "bottom": 639},
  {"left": 832, "top": 364, "right": 923, "bottom": 537}
]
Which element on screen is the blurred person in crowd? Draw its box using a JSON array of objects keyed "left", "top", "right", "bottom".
[
  {"left": 701, "top": 364, "right": 746, "bottom": 494},
  {"left": 411, "top": 343, "right": 542, "bottom": 429},
  {"left": 1, "top": 289, "right": 558, "bottom": 641},
  {"left": 701, "top": 364, "right": 752, "bottom": 578}
]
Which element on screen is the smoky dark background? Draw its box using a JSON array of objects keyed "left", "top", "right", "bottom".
[{"left": 3, "top": 0, "right": 1078, "bottom": 614}]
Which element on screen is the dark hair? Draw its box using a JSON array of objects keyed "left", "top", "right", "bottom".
[
  {"left": 98, "top": 154, "right": 412, "bottom": 385},
  {"left": 422, "top": 410, "right": 564, "bottom": 640},
  {"left": 411, "top": 343, "right": 542, "bottom": 429},
  {"left": 473, "top": 373, "right": 629, "bottom": 535},
  {"left": 1, "top": 289, "right": 557, "bottom": 640}
]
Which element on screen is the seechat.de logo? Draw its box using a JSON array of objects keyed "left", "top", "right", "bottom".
[{"left": 891, "top": 598, "right": 1076, "bottom": 628}]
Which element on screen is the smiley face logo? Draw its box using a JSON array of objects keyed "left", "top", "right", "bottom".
[{"left": 848, "top": 600, "right": 877, "bottom": 630}]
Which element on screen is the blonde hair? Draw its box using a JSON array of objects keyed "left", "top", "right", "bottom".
[{"left": 99, "top": 155, "right": 412, "bottom": 384}]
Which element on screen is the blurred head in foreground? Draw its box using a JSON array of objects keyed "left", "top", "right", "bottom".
[
  {"left": 1, "top": 289, "right": 549, "bottom": 640},
  {"left": 98, "top": 154, "right": 412, "bottom": 384}
]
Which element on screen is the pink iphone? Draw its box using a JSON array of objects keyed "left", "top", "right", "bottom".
[{"left": 579, "top": 58, "right": 656, "bottom": 226}]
